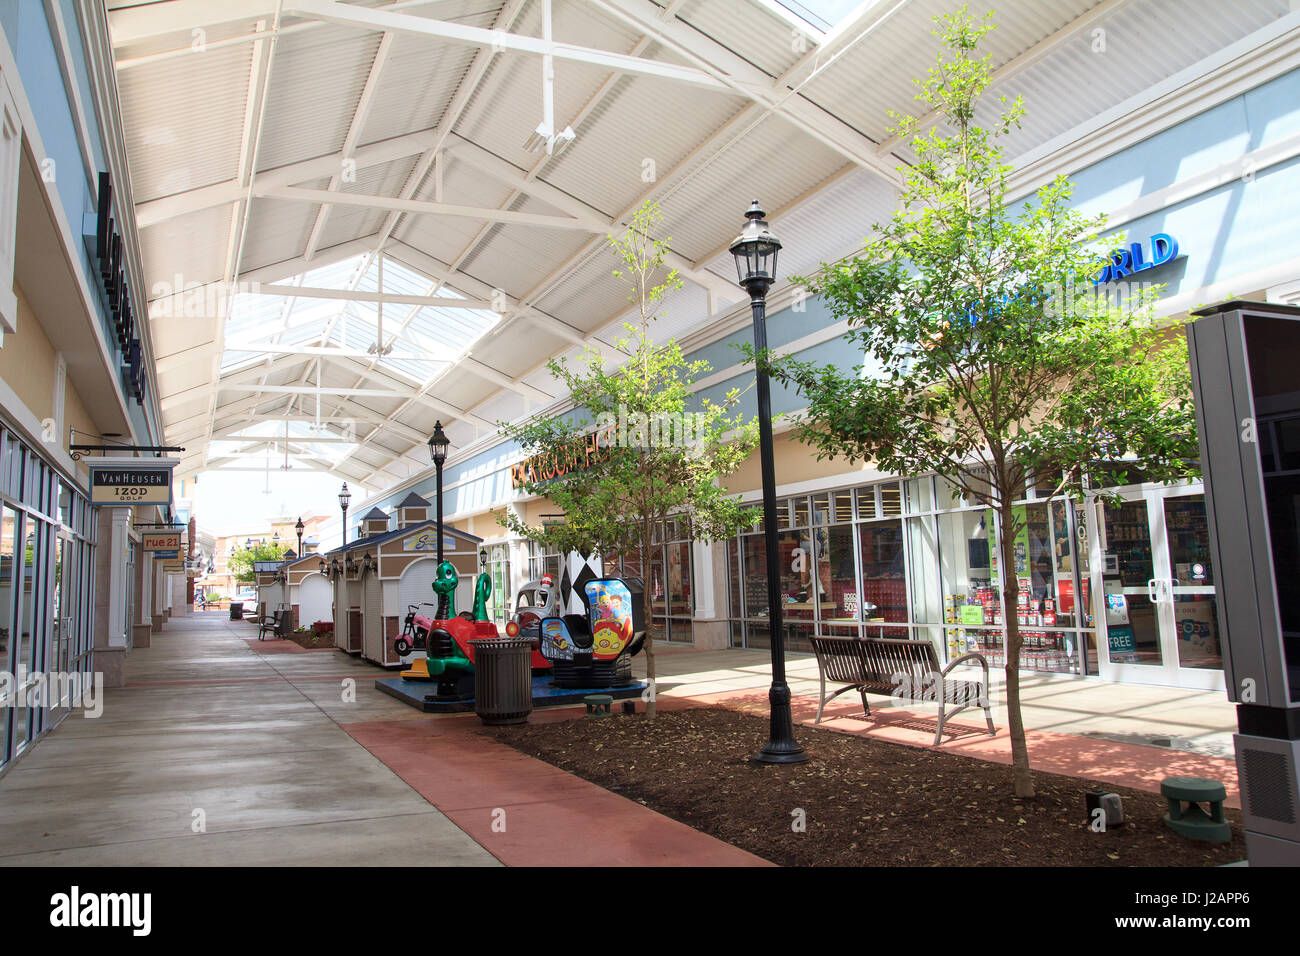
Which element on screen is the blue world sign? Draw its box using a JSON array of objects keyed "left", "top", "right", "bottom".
[{"left": 1094, "top": 233, "right": 1180, "bottom": 285}]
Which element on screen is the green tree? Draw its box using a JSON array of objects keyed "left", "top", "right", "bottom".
[
  {"left": 764, "top": 9, "right": 1198, "bottom": 797},
  {"left": 500, "top": 201, "right": 760, "bottom": 715},
  {"left": 228, "top": 542, "right": 288, "bottom": 585}
]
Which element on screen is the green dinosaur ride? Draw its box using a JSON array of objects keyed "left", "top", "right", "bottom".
[
  {"left": 472, "top": 571, "right": 491, "bottom": 622},
  {"left": 432, "top": 559, "right": 458, "bottom": 619}
]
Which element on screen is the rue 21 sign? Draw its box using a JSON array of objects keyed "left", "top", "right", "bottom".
[{"left": 87, "top": 458, "right": 178, "bottom": 506}]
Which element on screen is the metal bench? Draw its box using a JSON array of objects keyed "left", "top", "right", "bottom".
[{"left": 808, "top": 635, "right": 996, "bottom": 745}]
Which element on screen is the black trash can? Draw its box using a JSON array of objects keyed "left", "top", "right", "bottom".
[
  {"left": 471, "top": 637, "right": 534, "bottom": 725},
  {"left": 229, "top": 601, "right": 244, "bottom": 621}
]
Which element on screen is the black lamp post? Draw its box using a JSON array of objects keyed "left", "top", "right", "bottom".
[
  {"left": 296, "top": 516, "right": 305, "bottom": 556},
  {"left": 338, "top": 482, "right": 351, "bottom": 548},
  {"left": 730, "top": 200, "right": 807, "bottom": 765},
  {"left": 428, "top": 421, "right": 450, "bottom": 564}
]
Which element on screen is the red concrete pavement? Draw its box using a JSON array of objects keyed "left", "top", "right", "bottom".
[{"left": 343, "top": 714, "right": 772, "bottom": 867}]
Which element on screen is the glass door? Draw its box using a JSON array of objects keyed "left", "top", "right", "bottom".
[
  {"left": 1097, "top": 493, "right": 1166, "bottom": 678},
  {"left": 1161, "top": 493, "right": 1224, "bottom": 686},
  {"left": 1095, "top": 486, "right": 1225, "bottom": 689}
]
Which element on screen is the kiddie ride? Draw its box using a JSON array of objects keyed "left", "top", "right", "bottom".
[
  {"left": 525, "top": 577, "right": 647, "bottom": 688},
  {"left": 399, "top": 559, "right": 550, "bottom": 701}
]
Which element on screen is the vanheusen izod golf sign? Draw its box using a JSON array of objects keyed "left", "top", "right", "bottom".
[{"left": 87, "top": 457, "right": 178, "bottom": 507}]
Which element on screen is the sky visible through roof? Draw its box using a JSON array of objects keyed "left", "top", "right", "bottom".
[
  {"left": 774, "top": 0, "right": 869, "bottom": 32},
  {"left": 209, "top": 250, "right": 500, "bottom": 481}
]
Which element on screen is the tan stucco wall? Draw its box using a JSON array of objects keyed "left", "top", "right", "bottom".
[
  {"left": 0, "top": 284, "right": 56, "bottom": 423},
  {"left": 64, "top": 377, "right": 95, "bottom": 486},
  {"left": 470, "top": 508, "right": 508, "bottom": 540},
  {"left": 724, "top": 431, "right": 871, "bottom": 496}
]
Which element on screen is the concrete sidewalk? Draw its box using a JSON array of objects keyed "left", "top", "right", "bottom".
[
  {"left": 0, "top": 612, "right": 1244, "bottom": 865},
  {"left": 0, "top": 611, "right": 496, "bottom": 866},
  {"left": 0, "top": 610, "right": 762, "bottom": 866}
]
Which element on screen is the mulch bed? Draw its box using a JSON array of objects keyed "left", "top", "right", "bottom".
[
  {"left": 282, "top": 630, "right": 335, "bottom": 650},
  {"left": 491, "top": 706, "right": 1245, "bottom": 867}
]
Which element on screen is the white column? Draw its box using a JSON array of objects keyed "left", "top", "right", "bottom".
[
  {"left": 153, "top": 560, "right": 165, "bottom": 616},
  {"left": 138, "top": 552, "right": 152, "bottom": 625},
  {"left": 107, "top": 508, "right": 131, "bottom": 647},
  {"left": 692, "top": 538, "right": 717, "bottom": 619}
]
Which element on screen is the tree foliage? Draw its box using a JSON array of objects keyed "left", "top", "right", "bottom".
[
  {"left": 228, "top": 542, "right": 288, "bottom": 584},
  {"left": 499, "top": 201, "right": 760, "bottom": 714},
  {"left": 765, "top": 8, "right": 1199, "bottom": 796}
]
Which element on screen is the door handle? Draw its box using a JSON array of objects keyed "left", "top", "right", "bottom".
[{"left": 1147, "top": 579, "right": 1174, "bottom": 604}]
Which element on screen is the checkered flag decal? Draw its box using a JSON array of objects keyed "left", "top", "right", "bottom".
[{"left": 559, "top": 550, "right": 603, "bottom": 616}]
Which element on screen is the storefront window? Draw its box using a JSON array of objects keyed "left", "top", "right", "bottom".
[
  {"left": 722, "top": 475, "right": 1096, "bottom": 674},
  {"left": 526, "top": 541, "right": 560, "bottom": 582},
  {"left": 938, "top": 508, "right": 1001, "bottom": 663},
  {"left": 905, "top": 477, "right": 934, "bottom": 513},
  {"left": 740, "top": 529, "right": 801, "bottom": 629},
  {"left": 857, "top": 519, "right": 907, "bottom": 633},
  {"left": 879, "top": 483, "right": 902, "bottom": 517},
  {"left": 665, "top": 540, "right": 691, "bottom": 615},
  {"left": 1016, "top": 502, "right": 1082, "bottom": 673},
  {"left": 602, "top": 548, "right": 620, "bottom": 579},
  {"left": 727, "top": 538, "right": 741, "bottom": 621},
  {"left": 648, "top": 548, "right": 665, "bottom": 620},
  {"left": 484, "top": 544, "right": 510, "bottom": 628},
  {"left": 0, "top": 507, "right": 16, "bottom": 767},
  {"left": 856, "top": 487, "right": 876, "bottom": 520},
  {"left": 907, "top": 514, "right": 942, "bottom": 629},
  {"left": 815, "top": 523, "right": 858, "bottom": 634}
]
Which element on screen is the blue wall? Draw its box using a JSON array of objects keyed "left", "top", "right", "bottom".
[{"left": 0, "top": 2, "right": 158, "bottom": 444}]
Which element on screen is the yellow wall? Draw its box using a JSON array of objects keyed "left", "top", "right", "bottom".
[
  {"left": 470, "top": 508, "right": 508, "bottom": 540},
  {"left": 64, "top": 377, "right": 95, "bottom": 486},
  {"left": 725, "top": 431, "right": 870, "bottom": 495},
  {"left": 0, "top": 283, "right": 56, "bottom": 423}
]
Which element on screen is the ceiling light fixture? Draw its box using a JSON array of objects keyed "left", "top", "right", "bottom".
[{"left": 523, "top": 121, "right": 575, "bottom": 157}]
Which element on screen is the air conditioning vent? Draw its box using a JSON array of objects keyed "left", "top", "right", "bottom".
[{"left": 1241, "top": 747, "right": 1297, "bottom": 824}]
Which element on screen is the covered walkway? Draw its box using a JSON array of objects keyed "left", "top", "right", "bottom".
[
  {"left": 0, "top": 610, "right": 495, "bottom": 865},
  {"left": 0, "top": 611, "right": 768, "bottom": 866},
  {"left": 0, "top": 607, "right": 1243, "bottom": 866}
]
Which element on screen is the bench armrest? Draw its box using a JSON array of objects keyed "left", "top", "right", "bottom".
[{"left": 940, "top": 651, "right": 990, "bottom": 684}]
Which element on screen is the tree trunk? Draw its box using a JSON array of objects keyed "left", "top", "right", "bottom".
[
  {"left": 998, "top": 499, "right": 1035, "bottom": 798},
  {"left": 641, "top": 536, "right": 657, "bottom": 718},
  {"left": 643, "top": 621, "right": 657, "bottom": 718}
]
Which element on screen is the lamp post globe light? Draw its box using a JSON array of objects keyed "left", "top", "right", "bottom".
[
  {"left": 730, "top": 200, "right": 807, "bottom": 765},
  {"left": 338, "top": 482, "right": 351, "bottom": 548},
  {"left": 428, "top": 421, "right": 450, "bottom": 565},
  {"left": 296, "top": 516, "right": 305, "bottom": 556}
]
